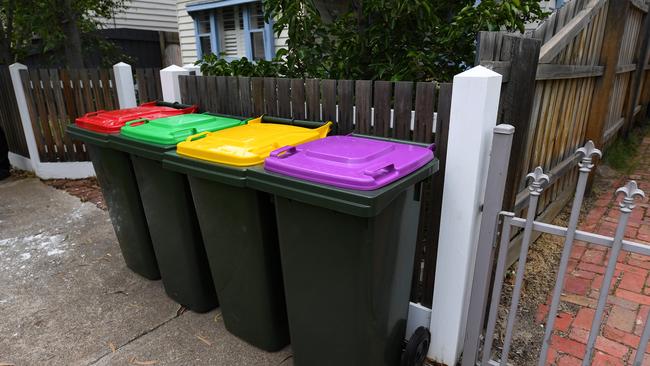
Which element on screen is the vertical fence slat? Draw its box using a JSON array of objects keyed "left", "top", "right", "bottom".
[
  {"left": 153, "top": 68, "right": 162, "bottom": 101},
  {"left": 372, "top": 81, "right": 392, "bottom": 137},
  {"left": 415, "top": 82, "right": 449, "bottom": 307},
  {"left": 337, "top": 80, "right": 354, "bottom": 134},
  {"left": 145, "top": 68, "right": 157, "bottom": 102},
  {"left": 204, "top": 76, "right": 217, "bottom": 113},
  {"left": 39, "top": 69, "right": 63, "bottom": 161},
  {"left": 276, "top": 78, "right": 292, "bottom": 118},
  {"left": 239, "top": 77, "right": 252, "bottom": 117},
  {"left": 136, "top": 68, "right": 147, "bottom": 104},
  {"left": 216, "top": 76, "right": 228, "bottom": 114},
  {"left": 197, "top": 75, "right": 209, "bottom": 112},
  {"left": 178, "top": 75, "right": 189, "bottom": 105},
  {"left": 227, "top": 76, "right": 241, "bottom": 116},
  {"left": 305, "top": 78, "right": 320, "bottom": 121},
  {"left": 321, "top": 79, "right": 337, "bottom": 124},
  {"left": 49, "top": 69, "right": 74, "bottom": 162},
  {"left": 290, "top": 78, "right": 305, "bottom": 119},
  {"left": 413, "top": 82, "right": 436, "bottom": 144},
  {"left": 355, "top": 80, "right": 372, "bottom": 134},
  {"left": 263, "top": 77, "right": 277, "bottom": 116},
  {"left": 251, "top": 77, "right": 265, "bottom": 116},
  {"left": 394, "top": 81, "right": 414, "bottom": 140}
]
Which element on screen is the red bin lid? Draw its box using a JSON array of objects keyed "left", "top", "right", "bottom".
[{"left": 75, "top": 102, "right": 196, "bottom": 134}]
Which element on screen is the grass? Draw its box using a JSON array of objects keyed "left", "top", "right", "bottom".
[{"left": 603, "top": 121, "right": 650, "bottom": 173}]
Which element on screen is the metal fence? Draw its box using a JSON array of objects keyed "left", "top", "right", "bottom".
[{"left": 462, "top": 141, "right": 650, "bottom": 365}]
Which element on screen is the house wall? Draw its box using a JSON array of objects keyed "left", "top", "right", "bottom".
[
  {"left": 175, "top": 1, "right": 300, "bottom": 65},
  {"left": 102, "top": 0, "right": 179, "bottom": 33}
]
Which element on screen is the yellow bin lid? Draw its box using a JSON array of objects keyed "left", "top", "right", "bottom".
[{"left": 176, "top": 117, "right": 332, "bottom": 166}]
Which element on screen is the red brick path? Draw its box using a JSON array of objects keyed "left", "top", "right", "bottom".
[{"left": 538, "top": 137, "right": 650, "bottom": 366}]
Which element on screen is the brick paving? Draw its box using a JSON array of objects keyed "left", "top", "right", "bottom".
[{"left": 538, "top": 137, "right": 650, "bottom": 365}]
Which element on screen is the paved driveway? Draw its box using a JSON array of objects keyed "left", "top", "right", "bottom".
[{"left": 0, "top": 177, "right": 292, "bottom": 366}]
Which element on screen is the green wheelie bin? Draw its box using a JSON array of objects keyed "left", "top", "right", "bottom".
[
  {"left": 248, "top": 135, "right": 438, "bottom": 366},
  {"left": 162, "top": 116, "right": 332, "bottom": 351},
  {"left": 109, "top": 113, "right": 246, "bottom": 312},
  {"left": 66, "top": 102, "right": 196, "bottom": 280}
]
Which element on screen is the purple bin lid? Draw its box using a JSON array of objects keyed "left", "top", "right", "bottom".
[{"left": 264, "top": 135, "right": 434, "bottom": 190}]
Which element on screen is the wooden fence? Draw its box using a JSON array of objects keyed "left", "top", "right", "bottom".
[
  {"left": 135, "top": 67, "right": 162, "bottom": 104},
  {"left": 478, "top": 0, "right": 650, "bottom": 263},
  {"left": 179, "top": 75, "right": 452, "bottom": 307},
  {"left": 18, "top": 69, "right": 121, "bottom": 162},
  {"left": 0, "top": 66, "right": 29, "bottom": 158}
]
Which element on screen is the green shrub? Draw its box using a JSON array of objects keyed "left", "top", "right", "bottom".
[{"left": 197, "top": 0, "right": 549, "bottom": 81}]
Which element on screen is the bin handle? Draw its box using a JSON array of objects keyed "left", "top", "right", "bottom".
[
  {"left": 316, "top": 121, "right": 333, "bottom": 137},
  {"left": 125, "top": 119, "right": 148, "bottom": 127},
  {"left": 185, "top": 131, "right": 211, "bottom": 142},
  {"left": 363, "top": 163, "right": 396, "bottom": 178},
  {"left": 83, "top": 110, "right": 106, "bottom": 118},
  {"left": 270, "top": 145, "right": 297, "bottom": 159},
  {"left": 139, "top": 101, "right": 157, "bottom": 107}
]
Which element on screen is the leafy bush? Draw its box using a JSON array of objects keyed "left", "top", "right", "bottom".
[{"left": 197, "top": 0, "right": 548, "bottom": 81}]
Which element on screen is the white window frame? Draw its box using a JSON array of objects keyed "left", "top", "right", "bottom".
[{"left": 192, "top": 1, "right": 275, "bottom": 61}]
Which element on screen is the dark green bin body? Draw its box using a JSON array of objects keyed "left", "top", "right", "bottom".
[
  {"left": 247, "top": 158, "right": 438, "bottom": 366},
  {"left": 66, "top": 125, "right": 160, "bottom": 280},
  {"left": 110, "top": 136, "right": 218, "bottom": 313},
  {"left": 163, "top": 152, "right": 290, "bottom": 351}
]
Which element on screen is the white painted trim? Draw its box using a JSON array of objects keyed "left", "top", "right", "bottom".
[
  {"left": 113, "top": 62, "right": 137, "bottom": 108},
  {"left": 160, "top": 65, "right": 190, "bottom": 103},
  {"left": 428, "top": 66, "right": 503, "bottom": 365},
  {"left": 183, "top": 63, "right": 202, "bottom": 76},
  {"left": 9, "top": 63, "right": 40, "bottom": 169},
  {"left": 405, "top": 302, "right": 432, "bottom": 341},
  {"left": 8, "top": 152, "right": 33, "bottom": 172},
  {"left": 34, "top": 162, "right": 95, "bottom": 179}
]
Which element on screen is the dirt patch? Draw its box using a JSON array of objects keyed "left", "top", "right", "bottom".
[
  {"left": 489, "top": 161, "right": 625, "bottom": 364},
  {"left": 42, "top": 178, "right": 106, "bottom": 210}
]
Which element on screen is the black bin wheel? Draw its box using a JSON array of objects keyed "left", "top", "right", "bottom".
[{"left": 401, "top": 326, "right": 431, "bottom": 366}]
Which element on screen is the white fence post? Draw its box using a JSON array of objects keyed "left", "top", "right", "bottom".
[
  {"left": 428, "top": 65, "right": 503, "bottom": 365},
  {"left": 183, "top": 63, "right": 202, "bottom": 76},
  {"left": 160, "top": 65, "right": 189, "bottom": 103},
  {"left": 113, "top": 62, "right": 137, "bottom": 108},
  {"left": 8, "top": 63, "right": 38, "bottom": 172}
]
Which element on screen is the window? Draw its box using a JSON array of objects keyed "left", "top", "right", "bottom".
[
  {"left": 193, "top": 2, "right": 274, "bottom": 61},
  {"left": 196, "top": 13, "right": 213, "bottom": 55}
]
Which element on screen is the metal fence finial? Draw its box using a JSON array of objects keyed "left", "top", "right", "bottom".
[
  {"left": 617, "top": 181, "right": 645, "bottom": 212},
  {"left": 576, "top": 140, "right": 602, "bottom": 172},
  {"left": 527, "top": 167, "right": 549, "bottom": 195}
]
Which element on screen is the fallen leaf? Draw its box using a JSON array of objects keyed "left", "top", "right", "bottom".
[
  {"left": 213, "top": 313, "right": 222, "bottom": 323},
  {"left": 108, "top": 342, "right": 116, "bottom": 353},
  {"left": 196, "top": 334, "right": 212, "bottom": 346}
]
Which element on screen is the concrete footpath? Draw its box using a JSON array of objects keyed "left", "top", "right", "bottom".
[{"left": 0, "top": 177, "right": 292, "bottom": 366}]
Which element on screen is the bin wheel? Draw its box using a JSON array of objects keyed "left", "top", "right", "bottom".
[{"left": 401, "top": 326, "right": 430, "bottom": 366}]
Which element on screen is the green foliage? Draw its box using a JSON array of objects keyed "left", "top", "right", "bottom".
[
  {"left": 604, "top": 123, "right": 650, "bottom": 173},
  {"left": 198, "top": 0, "right": 549, "bottom": 81},
  {"left": 0, "top": 0, "right": 127, "bottom": 66}
]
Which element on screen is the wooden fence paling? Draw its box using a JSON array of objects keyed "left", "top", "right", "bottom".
[
  {"left": 178, "top": 75, "right": 451, "bottom": 303},
  {"left": 412, "top": 82, "right": 450, "bottom": 307},
  {"left": 135, "top": 68, "right": 163, "bottom": 104},
  {"left": 586, "top": 0, "right": 630, "bottom": 147},
  {"left": 625, "top": 5, "right": 650, "bottom": 132},
  {"left": 17, "top": 68, "right": 118, "bottom": 162}
]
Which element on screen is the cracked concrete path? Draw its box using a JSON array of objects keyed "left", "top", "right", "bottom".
[{"left": 0, "top": 178, "right": 292, "bottom": 366}]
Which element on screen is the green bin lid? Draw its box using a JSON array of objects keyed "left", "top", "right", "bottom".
[{"left": 119, "top": 113, "right": 246, "bottom": 146}]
